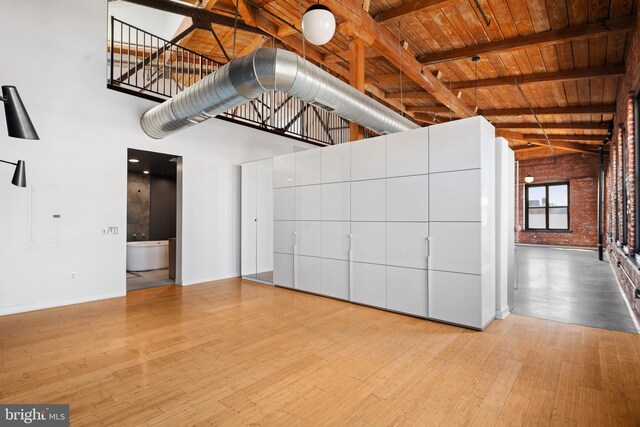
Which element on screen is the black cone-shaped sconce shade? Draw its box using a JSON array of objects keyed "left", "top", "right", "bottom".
[
  {"left": 2, "top": 86, "right": 39, "bottom": 140},
  {"left": 11, "top": 160, "right": 26, "bottom": 187}
]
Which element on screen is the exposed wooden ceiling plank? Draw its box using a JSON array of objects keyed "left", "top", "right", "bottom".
[
  {"left": 374, "top": 0, "right": 456, "bottom": 23},
  {"left": 418, "top": 16, "right": 636, "bottom": 65},
  {"left": 234, "top": 0, "right": 256, "bottom": 26},
  {"left": 320, "top": 0, "right": 475, "bottom": 118},
  {"left": 404, "top": 105, "right": 452, "bottom": 113},
  {"left": 493, "top": 122, "right": 611, "bottom": 130},
  {"left": 523, "top": 134, "right": 605, "bottom": 142},
  {"left": 385, "top": 92, "right": 436, "bottom": 99},
  {"left": 449, "top": 65, "right": 626, "bottom": 89},
  {"left": 480, "top": 105, "right": 616, "bottom": 116}
]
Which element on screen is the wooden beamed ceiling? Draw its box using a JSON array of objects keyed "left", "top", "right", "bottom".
[{"left": 121, "top": 0, "right": 636, "bottom": 160}]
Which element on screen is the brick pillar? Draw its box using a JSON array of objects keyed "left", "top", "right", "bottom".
[
  {"left": 618, "top": 128, "right": 624, "bottom": 242},
  {"left": 626, "top": 93, "right": 636, "bottom": 253}
]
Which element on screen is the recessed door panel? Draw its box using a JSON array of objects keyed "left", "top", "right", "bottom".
[
  {"left": 351, "top": 222, "right": 386, "bottom": 265},
  {"left": 241, "top": 163, "right": 257, "bottom": 277},
  {"left": 274, "top": 187, "right": 295, "bottom": 220},
  {"left": 429, "top": 270, "right": 482, "bottom": 328},
  {"left": 321, "top": 143, "right": 350, "bottom": 183},
  {"left": 322, "top": 258, "right": 349, "bottom": 300},
  {"left": 274, "top": 221, "right": 295, "bottom": 254},
  {"left": 351, "top": 136, "right": 386, "bottom": 180},
  {"left": 351, "top": 262, "right": 386, "bottom": 308},
  {"left": 429, "top": 117, "right": 482, "bottom": 173},
  {"left": 273, "top": 253, "right": 294, "bottom": 288},
  {"left": 386, "top": 128, "right": 429, "bottom": 177},
  {"left": 351, "top": 179, "right": 386, "bottom": 222},
  {"left": 273, "top": 153, "right": 296, "bottom": 188},
  {"left": 430, "top": 222, "right": 481, "bottom": 275},
  {"left": 295, "top": 185, "right": 321, "bottom": 221},
  {"left": 321, "top": 182, "right": 350, "bottom": 221},
  {"left": 321, "top": 221, "right": 350, "bottom": 260},
  {"left": 387, "top": 222, "right": 429, "bottom": 270},
  {"left": 295, "top": 149, "right": 321, "bottom": 185},
  {"left": 296, "top": 221, "right": 322, "bottom": 257},
  {"left": 387, "top": 175, "right": 429, "bottom": 222},
  {"left": 430, "top": 169, "right": 481, "bottom": 222},
  {"left": 297, "top": 256, "right": 323, "bottom": 294},
  {"left": 387, "top": 266, "right": 427, "bottom": 317}
]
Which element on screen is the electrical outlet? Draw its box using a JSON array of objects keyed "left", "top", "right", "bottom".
[{"left": 71, "top": 272, "right": 76, "bottom": 279}]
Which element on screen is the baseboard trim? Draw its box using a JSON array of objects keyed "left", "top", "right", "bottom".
[
  {"left": 0, "top": 290, "right": 126, "bottom": 317},
  {"left": 495, "top": 306, "right": 511, "bottom": 320}
]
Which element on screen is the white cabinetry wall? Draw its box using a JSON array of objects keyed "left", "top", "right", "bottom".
[{"left": 271, "top": 116, "right": 508, "bottom": 330}]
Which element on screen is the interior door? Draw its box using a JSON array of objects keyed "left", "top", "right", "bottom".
[
  {"left": 256, "top": 158, "right": 274, "bottom": 283},
  {"left": 241, "top": 162, "right": 257, "bottom": 278}
]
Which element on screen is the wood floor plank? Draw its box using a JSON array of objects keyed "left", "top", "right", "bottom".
[{"left": 0, "top": 278, "right": 639, "bottom": 426}]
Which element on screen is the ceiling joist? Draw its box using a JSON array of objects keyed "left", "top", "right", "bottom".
[
  {"left": 493, "top": 122, "right": 611, "bottom": 130},
  {"left": 480, "top": 105, "right": 616, "bottom": 116},
  {"left": 374, "top": 0, "right": 455, "bottom": 23},
  {"left": 418, "top": 16, "right": 636, "bottom": 65},
  {"left": 449, "top": 66, "right": 626, "bottom": 90}
]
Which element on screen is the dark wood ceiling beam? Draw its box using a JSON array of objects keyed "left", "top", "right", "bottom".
[
  {"left": 480, "top": 105, "right": 616, "bottom": 116},
  {"left": 493, "top": 122, "right": 611, "bottom": 130},
  {"left": 374, "top": 0, "right": 456, "bottom": 23},
  {"left": 404, "top": 105, "right": 452, "bottom": 113},
  {"left": 523, "top": 134, "right": 605, "bottom": 142},
  {"left": 418, "top": 15, "right": 635, "bottom": 64},
  {"left": 385, "top": 92, "right": 436, "bottom": 99},
  {"left": 449, "top": 65, "right": 626, "bottom": 90},
  {"left": 122, "top": 0, "right": 269, "bottom": 36}
]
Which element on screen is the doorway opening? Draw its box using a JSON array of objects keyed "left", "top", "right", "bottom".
[{"left": 126, "top": 148, "right": 181, "bottom": 291}]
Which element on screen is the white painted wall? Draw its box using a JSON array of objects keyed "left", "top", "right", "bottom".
[
  {"left": 0, "top": 0, "right": 312, "bottom": 315},
  {"left": 108, "top": 1, "right": 184, "bottom": 42}
]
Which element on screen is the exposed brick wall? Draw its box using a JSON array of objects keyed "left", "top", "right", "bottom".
[
  {"left": 517, "top": 153, "right": 599, "bottom": 248},
  {"left": 606, "top": 13, "right": 640, "bottom": 320}
]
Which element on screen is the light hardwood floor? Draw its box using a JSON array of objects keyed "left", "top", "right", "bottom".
[{"left": 1, "top": 278, "right": 640, "bottom": 426}]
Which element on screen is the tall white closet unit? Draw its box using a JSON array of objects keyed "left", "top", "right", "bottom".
[
  {"left": 241, "top": 158, "right": 274, "bottom": 282},
  {"left": 272, "top": 116, "right": 499, "bottom": 329}
]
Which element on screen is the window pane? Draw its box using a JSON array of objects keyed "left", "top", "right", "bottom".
[
  {"left": 549, "top": 207, "right": 568, "bottom": 229},
  {"left": 528, "top": 207, "right": 546, "bottom": 228},
  {"left": 549, "top": 184, "right": 568, "bottom": 207},
  {"left": 528, "top": 187, "right": 546, "bottom": 207}
]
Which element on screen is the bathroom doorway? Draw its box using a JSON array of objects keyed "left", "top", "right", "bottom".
[{"left": 126, "top": 148, "right": 181, "bottom": 291}]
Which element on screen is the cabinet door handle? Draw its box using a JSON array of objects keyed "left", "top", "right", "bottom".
[
  {"left": 293, "top": 231, "right": 298, "bottom": 246},
  {"left": 425, "top": 237, "right": 430, "bottom": 257}
]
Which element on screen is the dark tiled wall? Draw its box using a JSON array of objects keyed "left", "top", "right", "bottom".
[{"left": 127, "top": 172, "right": 150, "bottom": 241}]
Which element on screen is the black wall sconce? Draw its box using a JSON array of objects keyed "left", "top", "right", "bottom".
[{"left": 1, "top": 85, "right": 38, "bottom": 188}]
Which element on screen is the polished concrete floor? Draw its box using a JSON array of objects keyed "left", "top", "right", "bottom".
[{"left": 513, "top": 245, "right": 638, "bottom": 334}]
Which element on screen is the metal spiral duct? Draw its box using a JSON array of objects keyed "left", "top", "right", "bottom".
[{"left": 141, "top": 48, "right": 419, "bottom": 139}]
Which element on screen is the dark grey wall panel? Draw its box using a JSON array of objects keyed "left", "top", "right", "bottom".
[{"left": 149, "top": 177, "right": 177, "bottom": 241}]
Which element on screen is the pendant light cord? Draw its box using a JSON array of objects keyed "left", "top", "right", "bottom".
[
  {"left": 514, "top": 79, "right": 555, "bottom": 158},
  {"left": 232, "top": 0, "right": 239, "bottom": 59},
  {"left": 297, "top": 0, "right": 306, "bottom": 60}
]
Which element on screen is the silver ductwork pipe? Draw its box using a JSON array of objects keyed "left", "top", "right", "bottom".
[{"left": 141, "top": 48, "right": 419, "bottom": 139}]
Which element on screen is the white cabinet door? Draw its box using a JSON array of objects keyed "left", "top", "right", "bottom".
[
  {"left": 295, "top": 185, "right": 322, "bottom": 221},
  {"left": 387, "top": 266, "right": 427, "bottom": 317},
  {"left": 296, "top": 221, "right": 322, "bottom": 257},
  {"left": 321, "top": 143, "right": 350, "bottom": 183},
  {"left": 429, "top": 222, "right": 481, "bottom": 275},
  {"left": 321, "top": 221, "right": 350, "bottom": 260},
  {"left": 429, "top": 270, "right": 482, "bottom": 328},
  {"left": 274, "top": 221, "right": 295, "bottom": 255},
  {"left": 386, "top": 128, "right": 429, "bottom": 177},
  {"left": 273, "top": 153, "right": 296, "bottom": 188},
  {"left": 274, "top": 187, "right": 295, "bottom": 220},
  {"left": 274, "top": 253, "right": 294, "bottom": 288},
  {"left": 322, "top": 258, "right": 349, "bottom": 300},
  {"left": 387, "top": 222, "right": 429, "bottom": 269},
  {"left": 321, "top": 182, "right": 350, "bottom": 221},
  {"left": 351, "top": 262, "right": 386, "bottom": 308},
  {"left": 351, "top": 222, "right": 386, "bottom": 265},
  {"left": 297, "top": 256, "right": 323, "bottom": 294},
  {"left": 387, "top": 175, "right": 429, "bottom": 222},
  {"left": 351, "top": 135, "right": 386, "bottom": 180},
  {"left": 429, "top": 117, "right": 483, "bottom": 173},
  {"left": 256, "top": 159, "right": 274, "bottom": 275},
  {"left": 241, "top": 162, "right": 257, "bottom": 276},
  {"left": 296, "top": 149, "right": 322, "bottom": 186},
  {"left": 351, "top": 179, "right": 386, "bottom": 221},
  {"left": 430, "top": 169, "right": 481, "bottom": 222}
]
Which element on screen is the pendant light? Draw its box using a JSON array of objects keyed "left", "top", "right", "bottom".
[
  {"left": 302, "top": 3, "right": 336, "bottom": 46},
  {"left": 1, "top": 86, "right": 39, "bottom": 140},
  {"left": 524, "top": 142, "right": 534, "bottom": 183}
]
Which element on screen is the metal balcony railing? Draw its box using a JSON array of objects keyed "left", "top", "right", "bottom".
[{"left": 108, "top": 17, "right": 349, "bottom": 145}]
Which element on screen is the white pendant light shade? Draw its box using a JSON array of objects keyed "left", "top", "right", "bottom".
[
  {"left": 302, "top": 4, "right": 336, "bottom": 46},
  {"left": 524, "top": 175, "right": 534, "bottom": 184}
]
